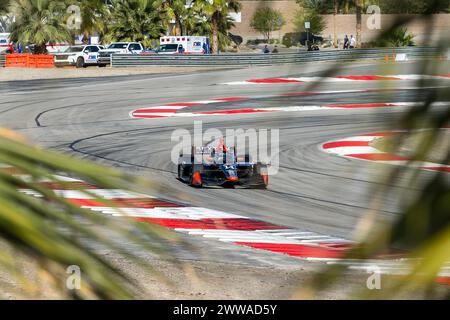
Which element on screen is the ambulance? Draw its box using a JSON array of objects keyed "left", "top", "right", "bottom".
[
  {"left": 0, "top": 33, "right": 11, "bottom": 53},
  {"left": 158, "top": 36, "right": 210, "bottom": 55}
]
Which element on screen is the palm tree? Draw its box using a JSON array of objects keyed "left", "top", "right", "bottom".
[
  {"left": 68, "top": 0, "right": 108, "bottom": 43},
  {"left": 299, "top": 0, "right": 329, "bottom": 13},
  {"left": 153, "top": 0, "right": 190, "bottom": 36},
  {"left": 300, "top": 11, "right": 450, "bottom": 299},
  {"left": 8, "top": 0, "right": 73, "bottom": 54},
  {"left": 333, "top": 0, "right": 337, "bottom": 47},
  {"left": 0, "top": 128, "right": 178, "bottom": 299},
  {"left": 355, "top": 0, "right": 362, "bottom": 48},
  {"left": 0, "top": 0, "right": 10, "bottom": 13},
  {"left": 0, "top": 0, "right": 11, "bottom": 33},
  {"left": 193, "top": 0, "right": 241, "bottom": 54},
  {"left": 104, "top": 0, "right": 162, "bottom": 43}
]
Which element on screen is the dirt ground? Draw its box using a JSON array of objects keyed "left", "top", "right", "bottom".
[
  {"left": 0, "top": 66, "right": 229, "bottom": 82},
  {"left": 1, "top": 250, "right": 448, "bottom": 300}
]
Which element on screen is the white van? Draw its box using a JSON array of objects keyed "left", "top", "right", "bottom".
[
  {"left": 0, "top": 33, "right": 11, "bottom": 53},
  {"left": 158, "top": 36, "right": 210, "bottom": 55}
]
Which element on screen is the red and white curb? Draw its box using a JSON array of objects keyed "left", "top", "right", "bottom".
[
  {"left": 3, "top": 164, "right": 449, "bottom": 285},
  {"left": 130, "top": 96, "right": 446, "bottom": 120},
  {"left": 223, "top": 74, "right": 450, "bottom": 85},
  {"left": 130, "top": 97, "right": 249, "bottom": 119},
  {"left": 322, "top": 130, "right": 450, "bottom": 173},
  {"left": 3, "top": 166, "right": 351, "bottom": 260}
]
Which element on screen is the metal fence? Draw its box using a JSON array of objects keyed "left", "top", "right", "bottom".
[
  {"left": 0, "top": 54, "right": 5, "bottom": 68},
  {"left": 111, "top": 47, "right": 444, "bottom": 68}
]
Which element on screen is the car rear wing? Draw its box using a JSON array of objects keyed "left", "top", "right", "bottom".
[{"left": 192, "top": 146, "right": 237, "bottom": 154}]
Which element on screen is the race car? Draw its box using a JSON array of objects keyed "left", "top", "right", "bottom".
[{"left": 178, "top": 145, "right": 269, "bottom": 189}]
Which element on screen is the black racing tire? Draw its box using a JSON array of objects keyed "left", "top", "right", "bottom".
[
  {"left": 178, "top": 165, "right": 182, "bottom": 179},
  {"left": 254, "top": 182, "right": 268, "bottom": 190},
  {"left": 76, "top": 57, "right": 85, "bottom": 68},
  {"left": 253, "top": 163, "right": 262, "bottom": 174},
  {"left": 253, "top": 163, "right": 268, "bottom": 189}
]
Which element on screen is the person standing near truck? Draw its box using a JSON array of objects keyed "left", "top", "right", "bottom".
[
  {"left": 202, "top": 42, "right": 209, "bottom": 54},
  {"left": 349, "top": 35, "right": 356, "bottom": 49},
  {"left": 343, "top": 35, "right": 349, "bottom": 49}
]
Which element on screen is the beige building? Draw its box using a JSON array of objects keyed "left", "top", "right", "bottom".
[
  {"left": 230, "top": 1, "right": 450, "bottom": 45},
  {"left": 230, "top": 0, "right": 299, "bottom": 41}
]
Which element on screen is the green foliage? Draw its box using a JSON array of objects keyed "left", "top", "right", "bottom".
[
  {"left": 301, "top": 13, "right": 450, "bottom": 299},
  {"left": 103, "top": 0, "right": 162, "bottom": 43},
  {"left": 376, "top": 26, "right": 415, "bottom": 47},
  {"left": 0, "top": 0, "right": 11, "bottom": 32},
  {"left": 192, "top": 0, "right": 241, "bottom": 53},
  {"left": 282, "top": 35, "right": 293, "bottom": 48},
  {"left": 376, "top": 0, "right": 450, "bottom": 14},
  {"left": 8, "top": 0, "right": 73, "bottom": 53},
  {"left": 215, "top": 15, "right": 236, "bottom": 52},
  {"left": 2, "top": 0, "right": 241, "bottom": 52},
  {"left": 246, "top": 39, "right": 267, "bottom": 46},
  {"left": 67, "top": 0, "right": 108, "bottom": 42},
  {"left": 250, "top": 7, "right": 285, "bottom": 41},
  {"left": 0, "top": 0, "right": 9, "bottom": 14},
  {"left": 296, "top": 0, "right": 333, "bottom": 14},
  {"left": 282, "top": 32, "right": 302, "bottom": 48},
  {"left": 0, "top": 129, "right": 180, "bottom": 299},
  {"left": 153, "top": 0, "right": 190, "bottom": 36},
  {"left": 297, "top": 0, "right": 450, "bottom": 14},
  {"left": 293, "top": 9, "right": 326, "bottom": 35}
]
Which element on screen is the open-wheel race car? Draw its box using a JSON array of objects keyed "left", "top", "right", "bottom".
[{"left": 177, "top": 144, "right": 269, "bottom": 189}]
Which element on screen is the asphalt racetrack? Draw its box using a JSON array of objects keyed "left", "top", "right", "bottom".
[{"left": 1, "top": 61, "right": 449, "bottom": 266}]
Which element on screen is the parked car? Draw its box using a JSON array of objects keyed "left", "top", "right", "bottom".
[
  {"left": 97, "top": 42, "right": 144, "bottom": 66},
  {"left": 53, "top": 45, "right": 105, "bottom": 68}
]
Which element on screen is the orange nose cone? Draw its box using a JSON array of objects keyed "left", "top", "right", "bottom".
[
  {"left": 227, "top": 176, "right": 239, "bottom": 182},
  {"left": 192, "top": 171, "right": 202, "bottom": 186}
]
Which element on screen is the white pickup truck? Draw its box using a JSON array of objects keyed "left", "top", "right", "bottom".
[
  {"left": 53, "top": 45, "right": 105, "bottom": 68},
  {"left": 97, "top": 42, "right": 144, "bottom": 66}
]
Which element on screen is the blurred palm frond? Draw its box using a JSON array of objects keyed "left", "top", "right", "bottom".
[{"left": 0, "top": 129, "right": 182, "bottom": 299}]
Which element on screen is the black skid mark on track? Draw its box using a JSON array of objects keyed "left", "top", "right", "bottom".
[{"left": 68, "top": 126, "right": 183, "bottom": 174}]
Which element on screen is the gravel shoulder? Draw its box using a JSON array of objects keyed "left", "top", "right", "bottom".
[
  {"left": 1, "top": 251, "right": 446, "bottom": 300},
  {"left": 0, "top": 66, "right": 230, "bottom": 82}
]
